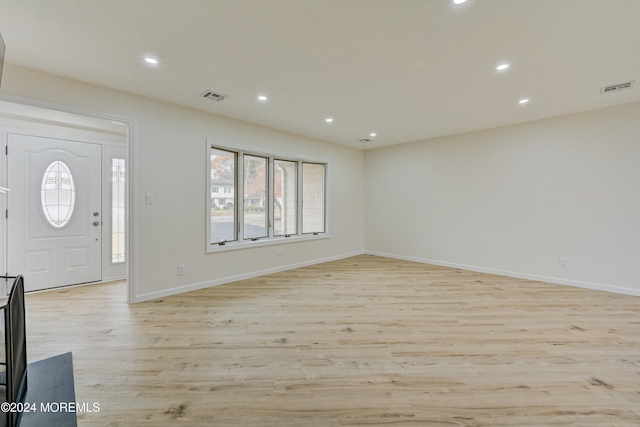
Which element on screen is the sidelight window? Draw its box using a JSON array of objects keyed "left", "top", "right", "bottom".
[{"left": 111, "top": 158, "right": 126, "bottom": 263}]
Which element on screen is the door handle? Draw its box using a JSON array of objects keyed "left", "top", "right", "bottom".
[{"left": 93, "top": 221, "right": 100, "bottom": 226}]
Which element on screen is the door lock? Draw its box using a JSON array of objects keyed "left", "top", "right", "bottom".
[
  {"left": 93, "top": 221, "right": 100, "bottom": 226},
  {"left": 93, "top": 212, "right": 100, "bottom": 217}
]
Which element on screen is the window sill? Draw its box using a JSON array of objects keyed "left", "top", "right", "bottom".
[{"left": 206, "top": 233, "right": 329, "bottom": 253}]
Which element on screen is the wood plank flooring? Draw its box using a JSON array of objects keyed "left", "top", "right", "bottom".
[{"left": 22, "top": 255, "right": 640, "bottom": 426}]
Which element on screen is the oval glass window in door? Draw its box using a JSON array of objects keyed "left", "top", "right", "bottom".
[{"left": 41, "top": 160, "right": 76, "bottom": 228}]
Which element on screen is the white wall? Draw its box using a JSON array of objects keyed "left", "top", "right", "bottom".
[
  {"left": 2, "top": 64, "right": 365, "bottom": 302},
  {"left": 365, "top": 101, "right": 640, "bottom": 295}
]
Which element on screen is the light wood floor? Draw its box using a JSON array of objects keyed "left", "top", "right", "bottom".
[{"left": 23, "top": 255, "right": 640, "bottom": 426}]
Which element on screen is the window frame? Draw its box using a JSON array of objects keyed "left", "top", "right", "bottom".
[{"left": 206, "top": 141, "right": 329, "bottom": 253}]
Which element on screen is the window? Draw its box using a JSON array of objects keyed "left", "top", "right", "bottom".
[
  {"left": 302, "top": 162, "right": 325, "bottom": 234},
  {"left": 274, "top": 159, "right": 297, "bottom": 236},
  {"left": 111, "top": 158, "right": 126, "bottom": 263},
  {"left": 244, "top": 155, "right": 267, "bottom": 240},
  {"left": 210, "top": 148, "right": 237, "bottom": 243},
  {"left": 41, "top": 160, "right": 75, "bottom": 228},
  {"left": 208, "top": 144, "right": 327, "bottom": 249}
]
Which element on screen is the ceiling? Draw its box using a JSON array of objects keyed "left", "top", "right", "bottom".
[{"left": 1, "top": 0, "right": 639, "bottom": 150}]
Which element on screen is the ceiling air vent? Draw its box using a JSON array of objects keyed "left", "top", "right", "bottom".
[
  {"left": 359, "top": 138, "right": 371, "bottom": 143},
  {"left": 600, "top": 80, "right": 635, "bottom": 94},
  {"left": 200, "top": 90, "right": 228, "bottom": 102}
]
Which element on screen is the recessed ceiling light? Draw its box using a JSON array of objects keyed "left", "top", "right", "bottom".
[
  {"left": 370, "top": 133, "right": 377, "bottom": 137},
  {"left": 144, "top": 57, "right": 158, "bottom": 65},
  {"left": 258, "top": 95, "right": 268, "bottom": 101},
  {"left": 519, "top": 98, "right": 530, "bottom": 104},
  {"left": 453, "top": 0, "right": 467, "bottom": 4},
  {"left": 325, "top": 117, "right": 334, "bottom": 123},
  {"left": 496, "top": 63, "right": 509, "bottom": 71}
]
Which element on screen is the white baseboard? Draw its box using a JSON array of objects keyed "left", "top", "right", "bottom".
[
  {"left": 365, "top": 250, "right": 640, "bottom": 297},
  {"left": 133, "top": 250, "right": 366, "bottom": 303}
]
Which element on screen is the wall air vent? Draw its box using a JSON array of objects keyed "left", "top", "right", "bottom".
[
  {"left": 200, "top": 90, "right": 228, "bottom": 102},
  {"left": 600, "top": 80, "right": 635, "bottom": 94}
]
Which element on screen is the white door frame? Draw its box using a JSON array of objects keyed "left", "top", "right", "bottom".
[{"left": 0, "top": 94, "right": 134, "bottom": 302}]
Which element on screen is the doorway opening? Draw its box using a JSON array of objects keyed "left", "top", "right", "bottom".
[{"left": 0, "top": 99, "right": 130, "bottom": 296}]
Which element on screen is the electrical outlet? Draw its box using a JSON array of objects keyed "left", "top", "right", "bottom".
[
  {"left": 559, "top": 258, "right": 568, "bottom": 268},
  {"left": 146, "top": 193, "right": 154, "bottom": 204},
  {"left": 178, "top": 265, "right": 185, "bottom": 275}
]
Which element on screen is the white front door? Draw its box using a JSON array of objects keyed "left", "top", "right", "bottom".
[{"left": 7, "top": 134, "right": 102, "bottom": 292}]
